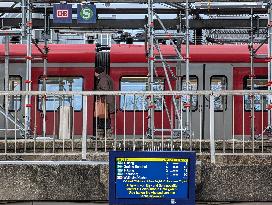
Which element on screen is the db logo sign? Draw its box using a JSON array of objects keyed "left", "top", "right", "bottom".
[
  {"left": 53, "top": 4, "right": 72, "bottom": 23},
  {"left": 57, "top": 10, "right": 69, "bottom": 18}
]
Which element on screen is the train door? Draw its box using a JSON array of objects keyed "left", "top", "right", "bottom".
[
  {"left": 203, "top": 64, "right": 233, "bottom": 140},
  {"left": 233, "top": 67, "right": 268, "bottom": 138}
]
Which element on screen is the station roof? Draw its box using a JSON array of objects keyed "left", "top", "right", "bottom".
[
  {"left": 111, "top": 44, "right": 268, "bottom": 63},
  {"left": 0, "top": 44, "right": 96, "bottom": 63}
]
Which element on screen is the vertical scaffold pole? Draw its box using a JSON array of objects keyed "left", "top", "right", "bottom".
[
  {"left": 24, "top": 0, "right": 32, "bottom": 138},
  {"left": 42, "top": 4, "right": 48, "bottom": 138},
  {"left": 268, "top": 1, "right": 272, "bottom": 127},
  {"left": 250, "top": 8, "right": 255, "bottom": 147},
  {"left": 176, "top": 12, "right": 182, "bottom": 133},
  {"left": 185, "top": 0, "right": 191, "bottom": 141},
  {"left": 4, "top": 36, "right": 9, "bottom": 153},
  {"left": 21, "top": 0, "right": 26, "bottom": 37},
  {"left": 148, "top": 0, "right": 155, "bottom": 147}
]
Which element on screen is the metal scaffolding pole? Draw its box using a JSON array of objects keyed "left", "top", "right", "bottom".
[
  {"left": 268, "top": 0, "right": 272, "bottom": 127},
  {"left": 42, "top": 3, "right": 49, "bottom": 138},
  {"left": 250, "top": 8, "right": 255, "bottom": 146},
  {"left": 24, "top": 0, "right": 32, "bottom": 138},
  {"left": 21, "top": 0, "right": 26, "bottom": 37},
  {"left": 185, "top": 0, "right": 192, "bottom": 146},
  {"left": 4, "top": 36, "right": 9, "bottom": 153},
  {"left": 147, "top": 0, "right": 155, "bottom": 146},
  {"left": 176, "top": 11, "right": 182, "bottom": 131}
]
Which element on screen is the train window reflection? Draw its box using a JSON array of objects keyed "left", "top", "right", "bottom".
[
  {"left": 6, "top": 76, "right": 22, "bottom": 111},
  {"left": 38, "top": 76, "right": 83, "bottom": 111},
  {"left": 120, "top": 77, "right": 164, "bottom": 111},
  {"left": 182, "top": 76, "right": 198, "bottom": 111},
  {"left": 244, "top": 77, "right": 268, "bottom": 111},
  {"left": 210, "top": 76, "right": 227, "bottom": 111}
]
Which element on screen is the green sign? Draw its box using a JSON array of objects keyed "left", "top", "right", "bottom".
[{"left": 77, "top": 4, "right": 96, "bottom": 23}]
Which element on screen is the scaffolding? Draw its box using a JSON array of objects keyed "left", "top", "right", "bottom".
[
  {"left": 145, "top": 1, "right": 272, "bottom": 145},
  {"left": 146, "top": 0, "right": 192, "bottom": 151},
  {"left": 1, "top": 0, "right": 49, "bottom": 141},
  {"left": 0, "top": 0, "right": 271, "bottom": 142}
]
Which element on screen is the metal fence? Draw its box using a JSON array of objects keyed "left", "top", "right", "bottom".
[{"left": 0, "top": 90, "right": 271, "bottom": 163}]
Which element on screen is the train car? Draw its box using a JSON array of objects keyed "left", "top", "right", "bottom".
[
  {"left": 0, "top": 44, "right": 269, "bottom": 140},
  {"left": 0, "top": 44, "right": 96, "bottom": 138},
  {"left": 111, "top": 44, "right": 268, "bottom": 140}
]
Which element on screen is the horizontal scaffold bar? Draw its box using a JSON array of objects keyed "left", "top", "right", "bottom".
[
  {"left": 0, "top": 90, "right": 271, "bottom": 96},
  {"left": 0, "top": 18, "right": 269, "bottom": 30},
  {"left": 0, "top": 7, "right": 268, "bottom": 15},
  {"left": 0, "top": 0, "right": 265, "bottom": 3}
]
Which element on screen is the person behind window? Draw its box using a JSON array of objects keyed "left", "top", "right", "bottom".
[{"left": 94, "top": 66, "right": 115, "bottom": 139}]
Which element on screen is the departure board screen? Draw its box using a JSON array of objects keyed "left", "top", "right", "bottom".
[
  {"left": 115, "top": 158, "right": 189, "bottom": 199},
  {"left": 109, "top": 151, "right": 196, "bottom": 205}
]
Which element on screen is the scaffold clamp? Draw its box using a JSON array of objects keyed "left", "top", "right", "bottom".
[
  {"left": 24, "top": 80, "right": 32, "bottom": 84},
  {"left": 25, "top": 104, "right": 32, "bottom": 108},
  {"left": 25, "top": 56, "right": 33, "bottom": 60},
  {"left": 26, "top": 21, "right": 32, "bottom": 27},
  {"left": 266, "top": 81, "right": 272, "bottom": 86}
]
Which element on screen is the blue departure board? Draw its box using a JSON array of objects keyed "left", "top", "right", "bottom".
[{"left": 109, "top": 151, "right": 196, "bottom": 205}]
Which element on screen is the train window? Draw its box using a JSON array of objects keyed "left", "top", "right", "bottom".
[
  {"left": 120, "top": 77, "right": 164, "bottom": 111},
  {"left": 6, "top": 76, "right": 22, "bottom": 111},
  {"left": 38, "top": 77, "right": 83, "bottom": 111},
  {"left": 244, "top": 77, "right": 268, "bottom": 111},
  {"left": 182, "top": 76, "right": 198, "bottom": 111},
  {"left": 210, "top": 76, "right": 227, "bottom": 111}
]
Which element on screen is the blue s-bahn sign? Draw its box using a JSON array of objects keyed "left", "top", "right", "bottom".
[
  {"left": 77, "top": 4, "right": 96, "bottom": 24},
  {"left": 53, "top": 4, "right": 72, "bottom": 24}
]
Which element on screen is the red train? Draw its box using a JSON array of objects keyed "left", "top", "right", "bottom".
[{"left": 0, "top": 44, "right": 270, "bottom": 139}]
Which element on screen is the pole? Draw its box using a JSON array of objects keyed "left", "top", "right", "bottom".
[
  {"left": 185, "top": 0, "right": 191, "bottom": 138},
  {"left": 148, "top": 0, "right": 155, "bottom": 144},
  {"left": 21, "top": 0, "right": 26, "bottom": 37},
  {"left": 82, "top": 96, "right": 87, "bottom": 160},
  {"left": 42, "top": 3, "right": 48, "bottom": 138},
  {"left": 250, "top": 8, "right": 255, "bottom": 146},
  {"left": 268, "top": 1, "right": 272, "bottom": 127},
  {"left": 4, "top": 36, "right": 9, "bottom": 153},
  {"left": 176, "top": 11, "right": 182, "bottom": 130},
  {"left": 24, "top": 0, "right": 32, "bottom": 138},
  {"left": 210, "top": 95, "right": 215, "bottom": 163}
]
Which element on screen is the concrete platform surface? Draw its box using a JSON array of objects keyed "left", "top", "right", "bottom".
[{"left": 1, "top": 202, "right": 272, "bottom": 205}]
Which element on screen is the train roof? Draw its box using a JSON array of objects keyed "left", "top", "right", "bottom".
[
  {"left": 110, "top": 44, "right": 268, "bottom": 63},
  {"left": 0, "top": 44, "right": 268, "bottom": 64},
  {"left": 0, "top": 44, "right": 96, "bottom": 63}
]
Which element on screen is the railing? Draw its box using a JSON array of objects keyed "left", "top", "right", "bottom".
[{"left": 0, "top": 90, "right": 271, "bottom": 163}]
